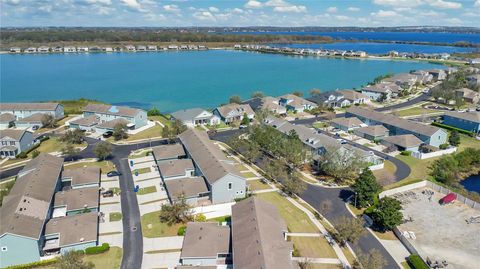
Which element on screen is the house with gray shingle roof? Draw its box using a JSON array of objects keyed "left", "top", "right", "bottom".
[
  {"left": 213, "top": 103, "right": 254, "bottom": 124},
  {"left": 330, "top": 117, "right": 365, "bottom": 131},
  {"left": 242, "top": 96, "right": 287, "bottom": 115},
  {"left": 454, "top": 88, "right": 480, "bottom": 104},
  {"left": 0, "top": 129, "right": 34, "bottom": 158},
  {"left": 381, "top": 134, "right": 424, "bottom": 152},
  {"left": 443, "top": 111, "right": 480, "bottom": 134},
  {"left": 278, "top": 94, "right": 317, "bottom": 112},
  {"left": 309, "top": 90, "right": 369, "bottom": 109},
  {"left": 171, "top": 108, "right": 220, "bottom": 128},
  {"left": 0, "top": 102, "right": 64, "bottom": 120},
  {"left": 68, "top": 115, "right": 101, "bottom": 132},
  {"left": 361, "top": 82, "right": 402, "bottom": 101},
  {"left": 15, "top": 113, "right": 46, "bottom": 129},
  {"left": 0, "top": 113, "right": 16, "bottom": 130},
  {"left": 82, "top": 104, "right": 147, "bottom": 133},
  {"left": 355, "top": 125, "right": 389, "bottom": 141}
]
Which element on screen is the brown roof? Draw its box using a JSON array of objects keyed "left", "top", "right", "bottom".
[
  {"left": 164, "top": 177, "right": 208, "bottom": 200},
  {"left": 0, "top": 113, "right": 15, "bottom": 123},
  {"left": 180, "top": 222, "right": 231, "bottom": 259},
  {"left": 158, "top": 159, "right": 194, "bottom": 178},
  {"left": 45, "top": 212, "right": 98, "bottom": 247},
  {"left": 0, "top": 154, "right": 64, "bottom": 239},
  {"left": 54, "top": 187, "right": 99, "bottom": 211},
  {"left": 83, "top": 103, "right": 142, "bottom": 117},
  {"left": 70, "top": 115, "right": 101, "bottom": 127},
  {"left": 355, "top": 125, "right": 389, "bottom": 137},
  {"left": 178, "top": 129, "right": 243, "bottom": 185},
  {"left": 15, "top": 113, "right": 45, "bottom": 123},
  {"left": 382, "top": 134, "right": 423, "bottom": 148},
  {"left": 62, "top": 166, "right": 101, "bottom": 186},
  {"left": 331, "top": 117, "right": 364, "bottom": 128},
  {"left": 152, "top": 143, "right": 186, "bottom": 161},
  {"left": 347, "top": 107, "right": 444, "bottom": 137},
  {"left": 0, "top": 129, "right": 31, "bottom": 141},
  {"left": 215, "top": 103, "right": 254, "bottom": 119},
  {"left": 232, "top": 197, "right": 293, "bottom": 269},
  {"left": 0, "top": 103, "right": 60, "bottom": 111},
  {"left": 445, "top": 111, "right": 480, "bottom": 123},
  {"left": 96, "top": 118, "right": 130, "bottom": 129}
]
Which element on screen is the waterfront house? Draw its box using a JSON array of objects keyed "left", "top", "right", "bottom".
[
  {"left": 136, "top": 45, "right": 147, "bottom": 51},
  {"left": 330, "top": 117, "right": 365, "bottom": 131},
  {"left": 213, "top": 103, "right": 255, "bottom": 124},
  {"left": 242, "top": 96, "right": 287, "bottom": 115},
  {"left": 88, "top": 47, "right": 102, "bottom": 53},
  {"left": 0, "top": 129, "right": 34, "bottom": 158},
  {"left": 428, "top": 69, "right": 447, "bottom": 81},
  {"left": 232, "top": 197, "right": 294, "bottom": 269},
  {"left": 0, "top": 154, "right": 64, "bottom": 267},
  {"left": 64, "top": 46, "right": 76, "bottom": 53},
  {"left": 381, "top": 134, "right": 423, "bottom": 153},
  {"left": 61, "top": 166, "right": 101, "bottom": 189},
  {"left": 53, "top": 46, "right": 63, "bottom": 52},
  {"left": 9, "top": 47, "right": 21, "bottom": 53},
  {"left": 0, "top": 113, "right": 16, "bottom": 130},
  {"left": 77, "top": 47, "right": 89, "bottom": 52},
  {"left": 354, "top": 125, "right": 390, "bottom": 141},
  {"left": 168, "top": 45, "right": 179, "bottom": 50},
  {"left": 68, "top": 115, "right": 101, "bottom": 132},
  {"left": 82, "top": 104, "right": 147, "bottom": 133},
  {"left": 0, "top": 102, "right": 64, "bottom": 120},
  {"left": 383, "top": 73, "right": 418, "bottom": 90},
  {"left": 309, "top": 89, "right": 369, "bottom": 108},
  {"left": 103, "top": 47, "right": 113, "bottom": 52},
  {"left": 411, "top": 70, "right": 433, "bottom": 84},
  {"left": 125, "top": 45, "right": 136, "bottom": 52},
  {"left": 15, "top": 113, "right": 45, "bottom": 129},
  {"left": 52, "top": 187, "right": 99, "bottom": 217},
  {"left": 152, "top": 143, "right": 186, "bottom": 161},
  {"left": 170, "top": 108, "right": 221, "bottom": 128},
  {"left": 278, "top": 94, "right": 317, "bottom": 112},
  {"left": 38, "top": 46, "right": 50, "bottom": 53},
  {"left": 443, "top": 111, "right": 480, "bottom": 134},
  {"left": 146, "top": 45, "right": 157, "bottom": 51},
  {"left": 361, "top": 82, "right": 402, "bottom": 101},
  {"left": 466, "top": 74, "right": 480, "bottom": 88},
  {"left": 25, "top": 47, "right": 37, "bottom": 53},
  {"left": 178, "top": 129, "right": 246, "bottom": 204},
  {"left": 346, "top": 107, "right": 447, "bottom": 147},
  {"left": 455, "top": 88, "right": 479, "bottom": 104}
]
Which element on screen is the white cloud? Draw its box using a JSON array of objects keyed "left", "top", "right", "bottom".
[
  {"left": 209, "top": 6, "right": 219, "bottom": 13},
  {"left": 193, "top": 11, "right": 216, "bottom": 21},
  {"left": 371, "top": 9, "right": 399, "bottom": 18},
  {"left": 426, "top": 0, "right": 462, "bottom": 9},
  {"left": 38, "top": 4, "right": 53, "bottom": 13},
  {"left": 475, "top": 0, "right": 480, "bottom": 7},
  {"left": 83, "top": 0, "right": 112, "bottom": 5},
  {"left": 273, "top": 5, "right": 306, "bottom": 13},
  {"left": 335, "top": 15, "right": 349, "bottom": 20},
  {"left": 373, "top": 0, "right": 422, "bottom": 7},
  {"left": 348, "top": 7, "right": 360, "bottom": 12},
  {"left": 419, "top": 10, "right": 441, "bottom": 16},
  {"left": 97, "top": 6, "right": 113, "bottom": 15},
  {"left": 244, "top": 0, "right": 263, "bottom": 9},
  {"left": 163, "top": 4, "right": 180, "bottom": 13},
  {"left": 121, "top": 0, "right": 142, "bottom": 11},
  {"left": 445, "top": 17, "right": 462, "bottom": 24},
  {"left": 232, "top": 8, "right": 245, "bottom": 14},
  {"left": 327, "top": 7, "right": 337, "bottom": 13}
]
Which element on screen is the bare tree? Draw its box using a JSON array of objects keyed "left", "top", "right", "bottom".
[{"left": 333, "top": 216, "right": 366, "bottom": 246}]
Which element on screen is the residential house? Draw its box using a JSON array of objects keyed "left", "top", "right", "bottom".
[
  {"left": 0, "top": 102, "right": 64, "bottom": 120},
  {"left": 103, "top": 47, "right": 113, "bottom": 52},
  {"left": 9, "top": 47, "right": 21, "bottom": 53},
  {"left": 95, "top": 118, "right": 130, "bottom": 134},
  {"left": 428, "top": 69, "right": 447, "bottom": 81},
  {"left": 242, "top": 97, "right": 287, "bottom": 115},
  {"left": 136, "top": 45, "right": 147, "bottom": 51},
  {"left": 61, "top": 167, "right": 101, "bottom": 189},
  {"left": 232, "top": 197, "right": 294, "bottom": 269},
  {"left": 0, "top": 154, "right": 64, "bottom": 267},
  {"left": 382, "top": 73, "right": 418, "bottom": 90},
  {"left": 38, "top": 46, "right": 50, "bottom": 53},
  {"left": 25, "top": 47, "right": 37, "bottom": 53},
  {"left": 0, "top": 113, "right": 16, "bottom": 129},
  {"left": 171, "top": 108, "right": 220, "bottom": 128},
  {"left": 330, "top": 117, "right": 365, "bottom": 131},
  {"left": 157, "top": 159, "right": 195, "bottom": 180},
  {"left": 443, "top": 111, "right": 480, "bottom": 134},
  {"left": 163, "top": 177, "right": 210, "bottom": 205},
  {"left": 466, "top": 74, "right": 480, "bottom": 88},
  {"left": 346, "top": 107, "right": 448, "bottom": 147},
  {"left": 151, "top": 144, "right": 186, "bottom": 161},
  {"left": 213, "top": 103, "right": 255, "bottom": 124},
  {"left": 64, "top": 46, "right": 76, "bottom": 53},
  {"left": 278, "top": 94, "right": 317, "bottom": 112},
  {"left": 179, "top": 222, "right": 231, "bottom": 266},
  {"left": 178, "top": 129, "right": 246, "bottom": 204},
  {"left": 411, "top": 70, "right": 433, "bottom": 84},
  {"left": 308, "top": 91, "right": 350, "bottom": 108},
  {"left": 146, "top": 45, "right": 157, "bottom": 51},
  {"left": 125, "top": 45, "right": 136, "bottom": 52},
  {"left": 455, "top": 88, "right": 480, "bottom": 104},
  {"left": 53, "top": 46, "right": 63, "bottom": 52},
  {"left": 82, "top": 104, "right": 147, "bottom": 133},
  {"left": 381, "top": 134, "right": 423, "bottom": 152},
  {"left": 362, "top": 82, "right": 401, "bottom": 101},
  {"left": 15, "top": 113, "right": 45, "bottom": 129},
  {"left": 52, "top": 187, "right": 99, "bottom": 217},
  {"left": 77, "top": 47, "right": 89, "bottom": 52},
  {"left": 68, "top": 115, "right": 101, "bottom": 132},
  {"left": 0, "top": 129, "right": 34, "bottom": 158},
  {"left": 354, "top": 125, "right": 389, "bottom": 141}
]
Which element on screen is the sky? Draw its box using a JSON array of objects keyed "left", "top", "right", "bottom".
[{"left": 1, "top": 0, "right": 479, "bottom": 27}]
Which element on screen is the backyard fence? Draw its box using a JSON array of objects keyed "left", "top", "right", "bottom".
[{"left": 411, "top": 147, "right": 457, "bottom": 160}]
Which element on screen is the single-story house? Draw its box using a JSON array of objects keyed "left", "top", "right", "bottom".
[
  {"left": 15, "top": 113, "right": 45, "bottom": 129},
  {"left": 455, "top": 88, "right": 480, "bottom": 104},
  {"left": 43, "top": 212, "right": 98, "bottom": 255},
  {"left": 180, "top": 222, "right": 231, "bottom": 267},
  {"left": 157, "top": 159, "right": 195, "bottom": 180},
  {"left": 0, "top": 113, "right": 16, "bottom": 130},
  {"left": 83, "top": 104, "right": 147, "bottom": 131},
  {"left": 0, "top": 103, "right": 64, "bottom": 120},
  {"left": 152, "top": 144, "right": 186, "bottom": 161},
  {"left": 68, "top": 115, "right": 101, "bottom": 132},
  {"left": 61, "top": 167, "right": 101, "bottom": 189},
  {"left": 171, "top": 108, "right": 220, "bottom": 128},
  {"left": 0, "top": 129, "right": 34, "bottom": 158},
  {"left": 242, "top": 97, "right": 287, "bottom": 115},
  {"left": 278, "top": 94, "right": 317, "bottom": 112},
  {"left": 94, "top": 118, "right": 130, "bottom": 134},
  {"left": 213, "top": 103, "right": 255, "bottom": 124},
  {"left": 52, "top": 187, "right": 100, "bottom": 217},
  {"left": 164, "top": 177, "right": 209, "bottom": 205},
  {"left": 354, "top": 125, "right": 389, "bottom": 141},
  {"left": 381, "top": 134, "right": 423, "bottom": 152},
  {"left": 443, "top": 111, "right": 480, "bottom": 134},
  {"left": 330, "top": 117, "right": 364, "bottom": 131}
]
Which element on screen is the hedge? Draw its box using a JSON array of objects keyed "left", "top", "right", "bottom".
[
  {"left": 4, "top": 258, "right": 58, "bottom": 269},
  {"left": 431, "top": 122, "right": 475, "bottom": 137},
  {"left": 177, "top": 226, "right": 187, "bottom": 236},
  {"left": 85, "top": 243, "right": 110, "bottom": 255},
  {"left": 400, "top": 151, "right": 412, "bottom": 156},
  {"left": 408, "top": 254, "right": 429, "bottom": 269}
]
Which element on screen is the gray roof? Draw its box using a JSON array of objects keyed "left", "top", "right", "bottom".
[
  {"left": 279, "top": 94, "right": 316, "bottom": 108},
  {"left": 45, "top": 212, "right": 98, "bottom": 247},
  {"left": 178, "top": 129, "right": 243, "bottom": 185},
  {"left": 164, "top": 177, "right": 208, "bottom": 200},
  {"left": 171, "top": 108, "right": 211, "bottom": 122},
  {"left": 215, "top": 103, "right": 254, "bottom": 119},
  {"left": 0, "top": 113, "right": 15, "bottom": 123},
  {"left": 152, "top": 143, "right": 186, "bottom": 161},
  {"left": 243, "top": 97, "right": 285, "bottom": 113},
  {"left": 347, "top": 107, "right": 444, "bottom": 137},
  {"left": 0, "top": 103, "right": 61, "bottom": 111},
  {"left": 355, "top": 125, "right": 389, "bottom": 137},
  {"left": 0, "top": 154, "right": 64, "bottom": 239},
  {"left": 180, "top": 222, "right": 231, "bottom": 259},
  {"left": 69, "top": 115, "right": 100, "bottom": 127},
  {"left": 232, "top": 197, "right": 293, "bottom": 269},
  {"left": 62, "top": 166, "right": 101, "bottom": 186},
  {"left": 15, "top": 113, "right": 45, "bottom": 123},
  {"left": 54, "top": 187, "right": 99, "bottom": 211},
  {"left": 382, "top": 134, "right": 423, "bottom": 148},
  {"left": 0, "top": 129, "right": 31, "bottom": 141},
  {"left": 158, "top": 159, "right": 194, "bottom": 178},
  {"left": 337, "top": 89, "right": 368, "bottom": 101},
  {"left": 331, "top": 117, "right": 364, "bottom": 128},
  {"left": 445, "top": 111, "right": 480, "bottom": 123},
  {"left": 96, "top": 118, "right": 129, "bottom": 129},
  {"left": 83, "top": 103, "right": 143, "bottom": 118},
  {"left": 362, "top": 82, "right": 402, "bottom": 93}
]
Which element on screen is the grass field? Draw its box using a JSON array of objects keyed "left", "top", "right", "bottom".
[
  {"left": 0, "top": 177, "right": 16, "bottom": 206},
  {"left": 207, "top": 215, "right": 231, "bottom": 223},
  {"left": 241, "top": 171, "right": 258, "bottom": 178},
  {"left": 109, "top": 212, "right": 122, "bottom": 222},
  {"left": 136, "top": 185, "right": 157, "bottom": 195},
  {"left": 64, "top": 160, "right": 115, "bottom": 174},
  {"left": 37, "top": 247, "right": 122, "bottom": 269},
  {"left": 373, "top": 230, "right": 398, "bottom": 240},
  {"left": 133, "top": 167, "right": 151, "bottom": 175},
  {"left": 248, "top": 179, "right": 272, "bottom": 191},
  {"left": 256, "top": 192, "right": 318, "bottom": 233},
  {"left": 141, "top": 211, "right": 184, "bottom": 238},
  {"left": 395, "top": 106, "right": 437, "bottom": 117},
  {"left": 373, "top": 160, "right": 397, "bottom": 184},
  {"left": 307, "top": 264, "right": 343, "bottom": 269},
  {"left": 148, "top": 115, "right": 172, "bottom": 127},
  {"left": 126, "top": 123, "right": 163, "bottom": 141},
  {"left": 385, "top": 155, "right": 437, "bottom": 190},
  {"left": 291, "top": 236, "right": 337, "bottom": 258}
]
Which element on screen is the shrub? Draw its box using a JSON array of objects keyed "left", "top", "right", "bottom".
[
  {"left": 4, "top": 258, "right": 58, "bottom": 269},
  {"left": 85, "top": 243, "right": 110, "bottom": 255},
  {"left": 400, "top": 151, "right": 411, "bottom": 156},
  {"left": 408, "top": 254, "right": 429, "bottom": 269},
  {"left": 431, "top": 122, "right": 474, "bottom": 137},
  {"left": 31, "top": 150, "right": 40, "bottom": 158},
  {"left": 16, "top": 152, "right": 28, "bottom": 159},
  {"left": 177, "top": 226, "right": 187, "bottom": 236},
  {"left": 439, "top": 143, "right": 449, "bottom": 150}
]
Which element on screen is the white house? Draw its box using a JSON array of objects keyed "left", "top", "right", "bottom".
[
  {"left": 213, "top": 103, "right": 255, "bottom": 124},
  {"left": 171, "top": 108, "right": 220, "bottom": 128},
  {"left": 278, "top": 94, "right": 317, "bottom": 112},
  {"left": 82, "top": 104, "right": 147, "bottom": 133}
]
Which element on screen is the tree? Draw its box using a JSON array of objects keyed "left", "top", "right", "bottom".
[
  {"left": 41, "top": 114, "right": 56, "bottom": 128},
  {"left": 333, "top": 216, "right": 365, "bottom": 246},
  {"left": 264, "top": 158, "right": 287, "bottom": 181},
  {"left": 243, "top": 141, "right": 261, "bottom": 163},
  {"left": 240, "top": 113, "right": 250, "bottom": 125},
  {"left": 355, "top": 249, "right": 387, "bottom": 269},
  {"left": 429, "top": 154, "right": 459, "bottom": 185},
  {"left": 229, "top": 95, "right": 242, "bottom": 104},
  {"left": 309, "top": 88, "right": 321, "bottom": 96},
  {"left": 147, "top": 106, "right": 161, "bottom": 116},
  {"left": 162, "top": 120, "right": 187, "bottom": 143},
  {"left": 449, "top": 130, "right": 461, "bottom": 146},
  {"left": 370, "top": 197, "right": 403, "bottom": 231},
  {"left": 282, "top": 171, "right": 306, "bottom": 196},
  {"left": 56, "top": 251, "right": 93, "bottom": 269},
  {"left": 93, "top": 141, "right": 112, "bottom": 160},
  {"left": 113, "top": 123, "right": 128, "bottom": 141},
  {"left": 61, "top": 144, "right": 80, "bottom": 161},
  {"left": 352, "top": 168, "right": 382, "bottom": 208},
  {"left": 159, "top": 196, "right": 193, "bottom": 225},
  {"left": 61, "top": 129, "right": 85, "bottom": 144},
  {"left": 251, "top": 91, "right": 265, "bottom": 98},
  {"left": 318, "top": 146, "right": 367, "bottom": 183},
  {"left": 292, "top": 91, "right": 303, "bottom": 97}
]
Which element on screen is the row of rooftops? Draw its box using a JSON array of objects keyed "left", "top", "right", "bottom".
[
  {"left": 236, "top": 44, "right": 367, "bottom": 58},
  {"left": 9, "top": 44, "right": 208, "bottom": 53}
]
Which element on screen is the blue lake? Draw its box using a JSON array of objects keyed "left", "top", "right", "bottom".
[
  {"left": 461, "top": 174, "right": 480, "bottom": 194},
  {"left": 1, "top": 50, "right": 442, "bottom": 112}
]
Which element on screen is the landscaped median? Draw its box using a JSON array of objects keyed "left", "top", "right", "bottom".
[{"left": 136, "top": 185, "right": 157, "bottom": 195}]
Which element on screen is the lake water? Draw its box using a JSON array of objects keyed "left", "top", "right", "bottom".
[
  {"left": 270, "top": 42, "right": 475, "bottom": 54},
  {"left": 461, "top": 174, "right": 480, "bottom": 194},
  {"left": 1, "top": 50, "right": 442, "bottom": 112}
]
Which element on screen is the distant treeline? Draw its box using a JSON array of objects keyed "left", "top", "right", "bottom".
[{"left": 0, "top": 30, "right": 333, "bottom": 44}]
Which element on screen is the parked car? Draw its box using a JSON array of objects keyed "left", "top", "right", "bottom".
[
  {"left": 107, "top": 171, "right": 121, "bottom": 177},
  {"left": 239, "top": 125, "right": 248, "bottom": 129},
  {"left": 103, "top": 131, "right": 113, "bottom": 138},
  {"left": 32, "top": 125, "right": 39, "bottom": 131},
  {"left": 102, "top": 190, "right": 114, "bottom": 198}
]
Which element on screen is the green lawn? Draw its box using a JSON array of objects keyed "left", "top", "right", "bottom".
[
  {"left": 37, "top": 247, "right": 122, "bottom": 269},
  {"left": 129, "top": 150, "right": 152, "bottom": 159},
  {"left": 396, "top": 106, "right": 437, "bottom": 117},
  {"left": 133, "top": 167, "right": 151, "bottom": 175},
  {"left": 31, "top": 137, "right": 86, "bottom": 156},
  {"left": 141, "top": 211, "right": 184, "bottom": 238},
  {"left": 55, "top": 98, "right": 106, "bottom": 115},
  {"left": 109, "top": 212, "right": 123, "bottom": 222},
  {"left": 0, "top": 177, "right": 16, "bottom": 206},
  {"left": 248, "top": 179, "right": 272, "bottom": 191},
  {"left": 312, "top": 121, "right": 329, "bottom": 129},
  {"left": 148, "top": 115, "right": 172, "bottom": 127},
  {"left": 207, "top": 122, "right": 229, "bottom": 130},
  {"left": 207, "top": 215, "right": 231, "bottom": 223},
  {"left": 126, "top": 123, "right": 163, "bottom": 141},
  {"left": 291, "top": 236, "right": 337, "bottom": 258},
  {"left": 256, "top": 192, "right": 318, "bottom": 233},
  {"left": 307, "top": 264, "right": 343, "bottom": 269},
  {"left": 136, "top": 186, "right": 157, "bottom": 195},
  {"left": 64, "top": 160, "right": 115, "bottom": 174},
  {"left": 385, "top": 155, "right": 437, "bottom": 190},
  {"left": 373, "top": 160, "right": 397, "bottom": 184},
  {"left": 241, "top": 171, "right": 257, "bottom": 178},
  {"left": 109, "top": 187, "right": 121, "bottom": 195},
  {"left": 458, "top": 134, "right": 480, "bottom": 151},
  {"left": 234, "top": 163, "right": 249, "bottom": 171}
]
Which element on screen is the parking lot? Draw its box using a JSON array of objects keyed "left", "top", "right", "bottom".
[{"left": 396, "top": 188, "right": 480, "bottom": 269}]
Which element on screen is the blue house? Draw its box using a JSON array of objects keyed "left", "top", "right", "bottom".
[{"left": 443, "top": 112, "right": 480, "bottom": 134}]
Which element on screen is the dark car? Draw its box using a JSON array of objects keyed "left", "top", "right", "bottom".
[
  {"left": 103, "top": 131, "right": 113, "bottom": 138},
  {"left": 102, "top": 190, "right": 114, "bottom": 198},
  {"left": 107, "top": 171, "right": 121, "bottom": 177}
]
